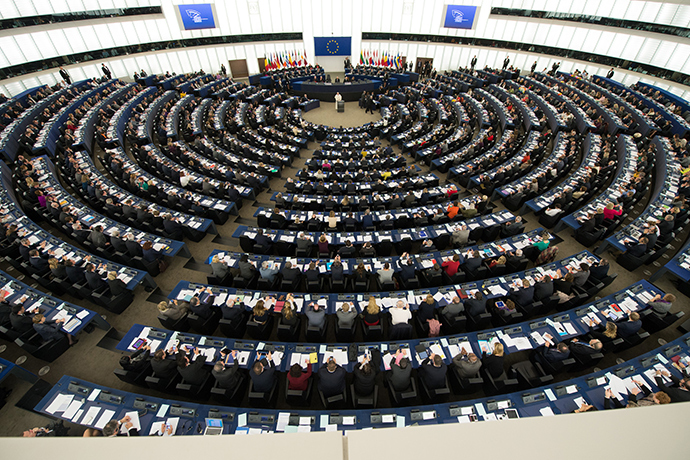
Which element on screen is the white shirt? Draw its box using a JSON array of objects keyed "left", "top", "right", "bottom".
[
  {"left": 335, "top": 94, "right": 342, "bottom": 102},
  {"left": 390, "top": 307, "right": 411, "bottom": 325}
]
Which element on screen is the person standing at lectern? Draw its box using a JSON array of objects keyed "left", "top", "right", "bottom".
[{"left": 334, "top": 92, "right": 342, "bottom": 111}]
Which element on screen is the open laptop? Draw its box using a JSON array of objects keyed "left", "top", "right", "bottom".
[{"left": 204, "top": 418, "right": 223, "bottom": 435}]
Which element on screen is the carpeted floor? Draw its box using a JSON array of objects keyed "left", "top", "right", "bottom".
[{"left": 0, "top": 100, "right": 686, "bottom": 437}]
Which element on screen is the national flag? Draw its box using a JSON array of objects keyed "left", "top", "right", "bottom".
[{"left": 360, "top": 49, "right": 364, "bottom": 65}]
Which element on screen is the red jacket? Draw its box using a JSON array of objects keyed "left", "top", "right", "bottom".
[
  {"left": 287, "top": 363, "right": 312, "bottom": 391},
  {"left": 442, "top": 260, "right": 460, "bottom": 276}
]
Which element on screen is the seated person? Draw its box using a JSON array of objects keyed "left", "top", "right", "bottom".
[
  {"left": 377, "top": 262, "right": 395, "bottom": 285},
  {"left": 571, "top": 263, "right": 590, "bottom": 287},
  {"left": 222, "top": 297, "right": 245, "bottom": 321},
  {"left": 494, "top": 299, "right": 517, "bottom": 318},
  {"left": 452, "top": 347, "right": 482, "bottom": 378},
  {"left": 388, "top": 349, "right": 412, "bottom": 391},
  {"left": 351, "top": 263, "right": 370, "bottom": 286},
  {"left": 305, "top": 301, "right": 326, "bottom": 330},
  {"left": 647, "top": 293, "right": 675, "bottom": 318},
  {"left": 259, "top": 261, "right": 279, "bottom": 283},
  {"left": 616, "top": 312, "right": 642, "bottom": 338},
  {"left": 390, "top": 299, "right": 411, "bottom": 325},
  {"left": 441, "top": 296, "right": 464, "bottom": 320},
  {"left": 465, "top": 291, "right": 487, "bottom": 319},
  {"left": 119, "top": 344, "right": 151, "bottom": 373},
  {"left": 252, "top": 299, "right": 271, "bottom": 325},
  {"left": 317, "top": 357, "right": 346, "bottom": 398},
  {"left": 462, "top": 250, "right": 482, "bottom": 275},
  {"left": 359, "top": 242, "right": 376, "bottom": 257},
  {"left": 441, "top": 254, "right": 463, "bottom": 277},
  {"left": 353, "top": 352, "right": 379, "bottom": 396},
  {"left": 150, "top": 347, "right": 178, "bottom": 379},
  {"left": 419, "top": 353, "right": 448, "bottom": 390},
  {"left": 336, "top": 302, "right": 357, "bottom": 329},
  {"left": 32, "top": 313, "right": 77, "bottom": 345},
  {"left": 281, "top": 297, "right": 299, "bottom": 327},
  {"left": 176, "top": 347, "right": 209, "bottom": 385},
  {"left": 569, "top": 337, "right": 604, "bottom": 357},
  {"left": 532, "top": 333, "right": 570, "bottom": 367},
  {"left": 254, "top": 229, "right": 273, "bottom": 251},
  {"left": 281, "top": 261, "right": 301, "bottom": 285},
  {"left": 287, "top": 359, "right": 312, "bottom": 391},
  {"left": 212, "top": 349, "right": 241, "bottom": 390},
  {"left": 158, "top": 300, "right": 190, "bottom": 321},
  {"left": 510, "top": 278, "right": 535, "bottom": 306},
  {"left": 589, "top": 258, "right": 609, "bottom": 281},
  {"left": 482, "top": 342, "right": 505, "bottom": 378},
  {"left": 417, "top": 294, "right": 438, "bottom": 322},
  {"left": 363, "top": 296, "right": 381, "bottom": 326},
  {"left": 189, "top": 287, "right": 215, "bottom": 320},
  {"left": 485, "top": 255, "right": 506, "bottom": 270},
  {"left": 396, "top": 252, "right": 416, "bottom": 282},
  {"left": 533, "top": 274, "right": 554, "bottom": 301},
  {"left": 250, "top": 351, "right": 276, "bottom": 392}
]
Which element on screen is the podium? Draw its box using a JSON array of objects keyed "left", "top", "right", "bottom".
[{"left": 337, "top": 101, "right": 345, "bottom": 112}]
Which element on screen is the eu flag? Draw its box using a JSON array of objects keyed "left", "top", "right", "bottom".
[{"left": 314, "top": 37, "right": 351, "bottom": 56}]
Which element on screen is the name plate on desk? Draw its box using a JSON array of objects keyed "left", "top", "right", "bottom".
[
  {"left": 665, "top": 345, "right": 682, "bottom": 357},
  {"left": 170, "top": 405, "right": 196, "bottom": 417},
  {"left": 640, "top": 356, "right": 659, "bottom": 367},
  {"left": 552, "top": 314, "right": 570, "bottom": 323},
  {"left": 234, "top": 341, "right": 256, "bottom": 351},
  {"left": 248, "top": 412, "right": 274, "bottom": 424},
  {"left": 133, "top": 398, "right": 159, "bottom": 411},
  {"left": 614, "top": 365, "right": 636, "bottom": 379},
  {"left": 503, "top": 326, "right": 522, "bottom": 335},
  {"left": 521, "top": 393, "right": 546, "bottom": 404},
  {"left": 177, "top": 334, "right": 195, "bottom": 344},
  {"left": 295, "top": 345, "right": 317, "bottom": 353},
  {"left": 289, "top": 414, "right": 314, "bottom": 425},
  {"left": 486, "top": 399, "right": 511, "bottom": 412}
]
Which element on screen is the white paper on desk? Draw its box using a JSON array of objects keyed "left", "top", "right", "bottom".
[
  {"left": 422, "top": 411, "right": 435, "bottom": 421},
  {"left": 45, "top": 394, "right": 73, "bottom": 414},
  {"left": 483, "top": 413, "right": 498, "bottom": 421},
  {"left": 319, "top": 414, "right": 329, "bottom": 429},
  {"left": 198, "top": 348, "right": 216, "bottom": 363},
  {"left": 572, "top": 397, "right": 585, "bottom": 409},
  {"left": 342, "top": 416, "right": 355, "bottom": 425},
  {"left": 276, "top": 413, "right": 290, "bottom": 432},
  {"left": 94, "top": 410, "right": 115, "bottom": 430},
  {"left": 237, "top": 351, "right": 250, "bottom": 366},
  {"left": 297, "top": 425, "right": 311, "bottom": 433},
  {"left": 531, "top": 331, "right": 545, "bottom": 346},
  {"left": 539, "top": 407, "right": 555, "bottom": 417},
  {"left": 544, "top": 389, "right": 557, "bottom": 401},
  {"left": 513, "top": 337, "right": 533, "bottom": 350},
  {"left": 596, "top": 377, "right": 607, "bottom": 386},
  {"left": 213, "top": 294, "right": 227, "bottom": 306},
  {"left": 272, "top": 351, "right": 284, "bottom": 366},
  {"left": 81, "top": 406, "right": 101, "bottom": 426},
  {"left": 290, "top": 353, "right": 303, "bottom": 367},
  {"left": 565, "top": 385, "right": 578, "bottom": 394},
  {"left": 76, "top": 310, "right": 89, "bottom": 320},
  {"left": 156, "top": 404, "right": 170, "bottom": 418},
  {"left": 325, "top": 424, "right": 338, "bottom": 432},
  {"left": 237, "top": 413, "right": 247, "bottom": 427},
  {"left": 299, "top": 416, "right": 311, "bottom": 425},
  {"left": 120, "top": 411, "right": 141, "bottom": 434},
  {"left": 457, "top": 415, "right": 471, "bottom": 423},
  {"left": 429, "top": 344, "right": 446, "bottom": 360},
  {"left": 433, "top": 292, "right": 444, "bottom": 302},
  {"left": 396, "top": 416, "right": 406, "bottom": 428},
  {"left": 474, "top": 403, "right": 487, "bottom": 417},
  {"left": 149, "top": 417, "right": 179, "bottom": 436},
  {"left": 605, "top": 372, "right": 629, "bottom": 398},
  {"left": 563, "top": 322, "right": 577, "bottom": 335},
  {"left": 63, "top": 400, "right": 83, "bottom": 419},
  {"left": 497, "top": 401, "right": 510, "bottom": 410},
  {"left": 72, "top": 409, "right": 84, "bottom": 423}
]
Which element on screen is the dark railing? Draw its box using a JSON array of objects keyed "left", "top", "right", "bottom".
[
  {"left": 490, "top": 7, "right": 690, "bottom": 39},
  {"left": 0, "top": 33, "right": 303, "bottom": 80},
  {"left": 361, "top": 32, "right": 690, "bottom": 86},
  {"left": 0, "top": 7, "right": 163, "bottom": 30}
]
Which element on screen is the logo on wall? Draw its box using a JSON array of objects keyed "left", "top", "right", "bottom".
[
  {"left": 326, "top": 40, "right": 340, "bottom": 55},
  {"left": 451, "top": 9, "right": 468, "bottom": 24},
  {"left": 185, "top": 9, "right": 206, "bottom": 23}
]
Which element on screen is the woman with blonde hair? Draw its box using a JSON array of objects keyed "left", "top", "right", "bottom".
[
  {"left": 281, "top": 300, "right": 298, "bottom": 326},
  {"left": 253, "top": 299, "right": 269, "bottom": 325},
  {"left": 328, "top": 210, "right": 337, "bottom": 229},
  {"left": 482, "top": 342, "right": 505, "bottom": 378},
  {"left": 417, "top": 293, "right": 438, "bottom": 322},
  {"left": 157, "top": 300, "right": 189, "bottom": 321},
  {"left": 363, "top": 296, "right": 381, "bottom": 326}
]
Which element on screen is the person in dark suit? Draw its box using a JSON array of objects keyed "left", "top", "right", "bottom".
[
  {"left": 396, "top": 252, "right": 416, "bottom": 282},
  {"left": 107, "top": 271, "right": 128, "bottom": 296},
  {"left": 151, "top": 348, "right": 179, "bottom": 379},
  {"left": 462, "top": 250, "right": 482, "bottom": 276},
  {"left": 189, "top": 287, "right": 215, "bottom": 320},
  {"left": 419, "top": 353, "right": 447, "bottom": 390},
  {"left": 254, "top": 229, "right": 273, "bottom": 251},
  {"left": 616, "top": 312, "right": 642, "bottom": 338},
  {"left": 388, "top": 349, "right": 412, "bottom": 391},
  {"left": 318, "top": 357, "right": 346, "bottom": 398},
  {"left": 28, "top": 249, "right": 49, "bottom": 272},
  {"left": 120, "top": 345, "right": 151, "bottom": 373},
  {"left": 102, "top": 415, "right": 139, "bottom": 437},
  {"left": 353, "top": 352, "right": 379, "bottom": 396},
  {"left": 510, "top": 279, "right": 535, "bottom": 306},
  {"left": 64, "top": 259, "right": 86, "bottom": 284},
  {"left": 465, "top": 291, "right": 487, "bottom": 319},
  {"left": 533, "top": 334, "right": 570, "bottom": 367},
  {"left": 589, "top": 258, "right": 609, "bottom": 281},
  {"left": 569, "top": 338, "right": 603, "bottom": 357},
  {"left": 222, "top": 297, "right": 245, "bottom": 322},
  {"left": 176, "top": 347, "right": 209, "bottom": 385},
  {"left": 59, "top": 66, "right": 71, "bottom": 84},
  {"left": 10, "top": 305, "right": 34, "bottom": 334},
  {"left": 32, "top": 314, "right": 76, "bottom": 345},
  {"left": 534, "top": 275, "right": 554, "bottom": 301},
  {"left": 250, "top": 352, "right": 276, "bottom": 392},
  {"left": 142, "top": 241, "right": 163, "bottom": 262},
  {"left": 163, "top": 214, "right": 184, "bottom": 240},
  {"left": 654, "top": 369, "right": 690, "bottom": 403},
  {"left": 85, "top": 263, "right": 107, "bottom": 290},
  {"left": 624, "top": 236, "right": 648, "bottom": 258},
  {"left": 124, "top": 234, "right": 143, "bottom": 257},
  {"left": 501, "top": 217, "right": 523, "bottom": 238},
  {"left": 281, "top": 261, "right": 301, "bottom": 284}
]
